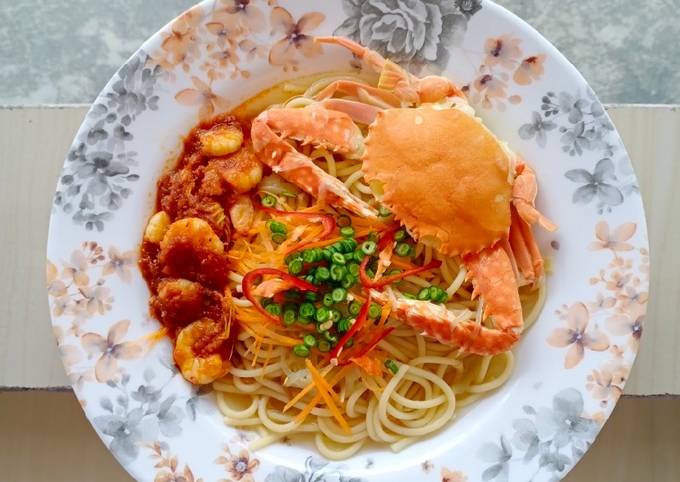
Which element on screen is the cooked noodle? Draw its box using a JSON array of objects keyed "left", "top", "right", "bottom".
[{"left": 213, "top": 73, "right": 546, "bottom": 459}]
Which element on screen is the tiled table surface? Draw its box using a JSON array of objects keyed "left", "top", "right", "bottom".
[{"left": 1, "top": 1, "right": 678, "bottom": 481}]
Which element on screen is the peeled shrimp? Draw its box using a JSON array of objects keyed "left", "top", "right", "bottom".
[{"left": 174, "top": 318, "right": 232, "bottom": 384}]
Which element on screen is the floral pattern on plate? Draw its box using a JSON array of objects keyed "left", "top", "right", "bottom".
[
  {"left": 46, "top": 1, "right": 648, "bottom": 481},
  {"left": 334, "top": 0, "right": 482, "bottom": 74}
]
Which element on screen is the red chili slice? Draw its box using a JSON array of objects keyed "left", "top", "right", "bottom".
[
  {"left": 328, "top": 296, "right": 371, "bottom": 360},
  {"left": 242, "top": 268, "right": 318, "bottom": 324},
  {"left": 337, "top": 327, "right": 395, "bottom": 366}
]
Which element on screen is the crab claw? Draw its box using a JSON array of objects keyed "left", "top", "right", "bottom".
[
  {"left": 462, "top": 244, "right": 523, "bottom": 334},
  {"left": 512, "top": 162, "right": 557, "bottom": 232},
  {"left": 250, "top": 105, "right": 378, "bottom": 219},
  {"left": 315, "top": 36, "right": 462, "bottom": 104}
]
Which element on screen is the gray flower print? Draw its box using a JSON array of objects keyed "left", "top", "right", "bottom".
[
  {"left": 478, "top": 388, "right": 597, "bottom": 481},
  {"left": 565, "top": 158, "right": 624, "bottom": 213},
  {"left": 93, "top": 366, "right": 186, "bottom": 464},
  {"left": 94, "top": 406, "right": 159, "bottom": 464},
  {"left": 55, "top": 51, "right": 164, "bottom": 231},
  {"left": 518, "top": 111, "right": 556, "bottom": 148},
  {"left": 334, "top": 0, "right": 481, "bottom": 74},
  {"left": 265, "top": 456, "right": 365, "bottom": 482},
  {"left": 535, "top": 389, "right": 598, "bottom": 449},
  {"left": 520, "top": 90, "right": 614, "bottom": 157},
  {"left": 478, "top": 435, "right": 512, "bottom": 481}
]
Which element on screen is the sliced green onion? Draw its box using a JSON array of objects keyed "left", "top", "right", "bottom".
[
  {"left": 317, "top": 319, "right": 333, "bottom": 333},
  {"left": 337, "top": 318, "right": 352, "bottom": 333},
  {"left": 385, "top": 359, "right": 399, "bottom": 374},
  {"left": 340, "top": 226, "right": 355, "bottom": 238},
  {"left": 293, "top": 344, "right": 310, "bottom": 357},
  {"left": 271, "top": 232, "right": 287, "bottom": 244},
  {"left": 317, "top": 339, "right": 331, "bottom": 352},
  {"left": 315, "top": 306, "right": 330, "bottom": 323},
  {"left": 288, "top": 259, "right": 303, "bottom": 275},
  {"left": 345, "top": 337, "right": 354, "bottom": 348},
  {"left": 324, "top": 332, "right": 338, "bottom": 344},
  {"left": 395, "top": 242, "right": 411, "bottom": 257},
  {"left": 378, "top": 206, "right": 392, "bottom": 217},
  {"left": 341, "top": 274, "right": 355, "bottom": 289},
  {"left": 283, "top": 309, "right": 297, "bottom": 325},
  {"left": 268, "top": 220, "right": 287, "bottom": 235},
  {"left": 332, "top": 252, "right": 346, "bottom": 265},
  {"left": 417, "top": 287, "right": 431, "bottom": 301},
  {"left": 303, "top": 334, "right": 317, "bottom": 348},
  {"left": 331, "top": 287, "right": 347, "bottom": 303},
  {"left": 394, "top": 229, "right": 406, "bottom": 242},
  {"left": 403, "top": 292, "right": 416, "bottom": 300},
  {"left": 302, "top": 249, "right": 316, "bottom": 263},
  {"left": 262, "top": 194, "right": 276, "bottom": 208},
  {"left": 329, "top": 308, "right": 342, "bottom": 322},
  {"left": 361, "top": 241, "right": 377, "bottom": 255},
  {"left": 353, "top": 250, "right": 365, "bottom": 262},
  {"left": 322, "top": 293, "right": 334, "bottom": 307},
  {"left": 368, "top": 303, "right": 381, "bottom": 319},
  {"left": 341, "top": 239, "right": 357, "bottom": 252},
  {"left": 265, "top": 303, "right": 282, "bottom": 316},
  {"left": 330, "top": 264, "right": 347, "bottom": 282},
  {"left": 304, "top": 291, "right": 317, "bottom": 302},
  {"left": 348, "top": 301, "right": 361, "bottom": 316},
  {"left": 315, "top": 266, "right": 330, "bottom": 282},
  {"left": 261, "top": 297, "right": 272, "bottom": 307},
  {"left": 321, "top": 249, "right": 332, "bottom": 261},
  {"left": 299, "top": 302, "right": 315, "bottom": 319},
  {"left": 348, "top": 262, "right": 360, "bottom": 277}
]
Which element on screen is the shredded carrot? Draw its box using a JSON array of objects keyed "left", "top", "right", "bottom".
[
  {"left": 286, "top": 228, "right": 374, "bottom": 253},
  {"left": 391, "top": 258, "right": 418, "bottom": 270},
  {"left": 250, "top": 334, "right": 264, "bottom": 367},
  {"left": 350, "top": 355, "right": 382, "bottom": 376},
  {"left": 140, "top": 326, "right": 169, "bottom": 349},
  {"left": 291, "top": 365, "right": 352, "bottom": 422},
  {"left": 284, "top": 364, "right": 334, "bottom": 412},
  {"left": 240, "top": 322, "right": 299, "bottom": 347},
  {"left": 262, "top": 342, "right": 275, "bottom": 370},
  {"left": 302, "top": 360, "right": 351, "bottom": 434},
  {"left": 377, "top": 303, "right": 391, "bottom": 330}
]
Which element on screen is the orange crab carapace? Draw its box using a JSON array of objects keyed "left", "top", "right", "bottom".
[{"left": 249, "top": 36, "right": 556, "bottom": 355}]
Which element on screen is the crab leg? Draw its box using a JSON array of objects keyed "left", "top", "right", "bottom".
[
  {"left": 512, "top": 161, "right": 557, "bottom": 232},
  {"left": 313, "top": 80, "right": 402, "bottom": 108},
  {"left": 462, "top": 244, "right": 523, "bottom": 333},
  {"left": 318, "top": 99, "right": 383, "bottom": 125},
  {"left": 371, "top": 289, "right": 519, "bottom": 355},
  {"left": 251, "top": 105, "right": 378, "bottom": 219},
  {"left": 369, "top": 243, "right": 523, "bottom": 355},
  {"left": 315, "top": 36, "right": 463, "bottom": 104}
]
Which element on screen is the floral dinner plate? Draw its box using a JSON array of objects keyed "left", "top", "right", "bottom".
[{"left": 46, "top": 1, "right": 649, "bottom": 481}]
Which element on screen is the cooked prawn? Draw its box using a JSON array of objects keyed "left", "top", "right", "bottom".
[
  {"left": 174, "top": 318, "right": 235, "bottom": 384},
  {"left": 159, "top": 217, "right": 230, "bottom": 288}
]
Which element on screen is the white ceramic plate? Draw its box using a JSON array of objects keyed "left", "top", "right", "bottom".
[{"left": 46, "top": 1, "right": 649, "bottom": 481}]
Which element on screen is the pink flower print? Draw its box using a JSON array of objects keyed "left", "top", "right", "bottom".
[
  {"left": 268, "top": 7, "right": 325, "bottom": 71},
  {"left": 483, "top": 35, "right": 522, "bottom": 69},
  {"left": 547, "top": 302, "right": 609, "bottom": 368},
  {"left": 513, "top": 55, "right": 546, "bottom": 85},
  {"left": 102, "top": 246, "right": 136, "bottom": 283},
  {"left": 606, "top": 302, "right": 644, "bottom": 352},
  {"left": 589, "top": 221, "right": 636, "bottom": 252},
  {"left": 81, "top": 320, "right": 143, "bottom": 382},
  {"left": 176, "top": 77, "right": 230, "bottom": 120}
]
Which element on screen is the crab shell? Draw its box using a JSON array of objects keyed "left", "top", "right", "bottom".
[{"left": 362, "top": 106, "right": 513, "bottom": 256}]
